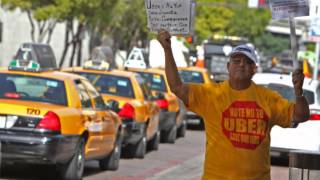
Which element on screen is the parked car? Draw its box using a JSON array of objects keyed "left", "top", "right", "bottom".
[
  {"left": 64, "top": 62, "right": 160, "bottom": 158},
  {"left": 127, "top": 67, "right": 187, "bottom": 143},
  {"left": 252, "top": 73, "right": 320, "bottom": 157},
  {"left": 0, "top": 60, "right": 123, "bottom": 180},
  {"left": 178, "top": 66, "right": 212, "bottom": 129}
]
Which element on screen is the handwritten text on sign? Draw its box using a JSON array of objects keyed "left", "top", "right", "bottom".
[
  {"left": 269, "top": 0, "right": 309, "bottom": 20},
  {"left": 145, "top": 0, "right": 192, "bottom": 35}
]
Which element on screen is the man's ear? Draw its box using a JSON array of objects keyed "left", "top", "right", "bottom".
[{"left": 253, "top": 65, "right": 257, "bottom": 73}]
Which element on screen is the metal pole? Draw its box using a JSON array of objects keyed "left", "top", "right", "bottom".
[
  {"left": 313, "top": 42, "right": 320, "bottom": 80},
  {"left": 289, "top": 15, "right": 299, "bottom": 70}
]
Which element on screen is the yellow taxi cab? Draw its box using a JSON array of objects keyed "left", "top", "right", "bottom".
[
  {"left": 0, "top": 60, "right": 123, "bottom": 180},
  {"left": 127, "top": 67, "right": 187, "bottom": 143},
  {"left": 63, "top": 61, "right": 160, "bottom": 159},
  {"left": 178, "top": 66, "right": 212, "bottom": 85},
  {"left": 178, "top": 66, "right": 213, "bottom": 129}
]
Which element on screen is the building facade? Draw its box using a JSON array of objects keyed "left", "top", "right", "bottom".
[{"left": 0, "top": 8, "right": 90, "bottom": 67}]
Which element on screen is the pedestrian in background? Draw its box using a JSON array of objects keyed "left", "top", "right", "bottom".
[{"left": 157, "top": 29, "right": 310, "bottom": 180}]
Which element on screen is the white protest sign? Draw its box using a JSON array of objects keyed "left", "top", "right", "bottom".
[
  {"left": 269, "top": 0, "right": 309, "bottom": 20},
  {"left": 145, "top": 0, "right": 192, "bottom": 35}
]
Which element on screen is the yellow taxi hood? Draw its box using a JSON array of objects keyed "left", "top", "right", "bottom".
[
  {"left": 0, "top": 99, "right": 68, "bottom": 117},
  {"left": 101, "top": 94, "right": 134, "bottom": 108}
]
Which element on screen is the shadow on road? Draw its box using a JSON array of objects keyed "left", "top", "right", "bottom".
[{"left": 0, "top": 163, "right": 58, "bottom": 180}]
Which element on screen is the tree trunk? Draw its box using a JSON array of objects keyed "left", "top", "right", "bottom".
[
  {"left": 69, "top": 23, "right": 84, "bottom": 67},
  {"left": 59, "top": 20, "right": 72, "bottom": 67},
  {"left": 46, "top": 21, "right": 56, "bottom": 44},
  {"left": 27, "top": 10, "right": 35, "bottom": 42},
  {"left": 89, "top": 27, "right": 101, "bottom": 54},
  {"left": 77, "top": 40, "right": 82, "bottom": 66},
  {"left": 69, "top": 38, "right": 77, "bottom": 67}
]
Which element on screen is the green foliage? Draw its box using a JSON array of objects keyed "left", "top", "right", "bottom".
[
  {"left": 1, "top": 0, "right": 56, "bottom": 20},
  {"left": 254, "top": 32, "right": 290, "bottom": 56},
  {"left": 195, "top": 0, "right": 271, "bottom": 43},
  {"left": 107, "top": 0, "right": 149, "bottom": 50}
]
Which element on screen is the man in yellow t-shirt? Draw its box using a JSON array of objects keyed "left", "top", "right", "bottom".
[{"left": 157, "top": 29, "right": 310, "bottom": 180}]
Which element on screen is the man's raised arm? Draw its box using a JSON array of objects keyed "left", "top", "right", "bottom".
[{"left": 157, "top": 29, "right": 189, "bottom": 106}]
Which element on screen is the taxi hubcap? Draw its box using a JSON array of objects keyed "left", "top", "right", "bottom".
[{"left": 77, "top": 151, "right": 84, "bottom": 170}]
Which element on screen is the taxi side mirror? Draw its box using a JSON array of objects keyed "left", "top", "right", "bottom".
[{"left": 106, "top": 99, "right": 120, "bottom": 113}]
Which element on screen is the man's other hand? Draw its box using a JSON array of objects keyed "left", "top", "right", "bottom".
[
  {"left": 292, "top": 69, "right": 304, "bottom": 96},
  {"left": 157, "top": 29, "right": 171, "bottom": 50}
]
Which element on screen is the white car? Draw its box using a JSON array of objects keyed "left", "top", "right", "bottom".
[{"left": 252, "top": 73, "right": 320, "bottom": 156}]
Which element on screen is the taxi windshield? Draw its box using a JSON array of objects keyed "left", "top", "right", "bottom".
[
  {"left": 135, "top": 72, "right": 167, "bottom": 92},
  {"left": 0, "top": 73, "right": 67, "bottom": 105},
  {"left": 76, "top": 72, "right": 135, "bottom": 98},
  {"left": 179, "top": 70, "right": 204, "bottom": 84}
]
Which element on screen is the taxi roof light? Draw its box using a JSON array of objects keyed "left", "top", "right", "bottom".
[
  {"left": 8, "top": 59, "right": 41, "bottom": 72},
  {"left": 83, "top": 60, "right": 110, "bottom": 71}
]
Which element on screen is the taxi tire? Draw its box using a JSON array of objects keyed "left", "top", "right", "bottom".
[
  {"left": 99, "top": 134, "right": 122, "bottom": 171},
  {"left": 162, "top": 125, "right": 177, "bottom": 144},
  {"left": 177, "top": 120, "right": 187, "bottom": 138},
  {"left": 59, "top": 138, "right": 85, "bottom": 180},
  {"left": 134, "top": 135, "right": 147, "bottom": 159},
  {"left": 148, "top": 130, "right": 160, "bottom": 151}
]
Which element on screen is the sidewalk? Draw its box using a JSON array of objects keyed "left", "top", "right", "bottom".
[
  {"left": 147, "top": 154, "right": 289, "bottom": 180},
  {"left": 147, "top": 155, "right": 204, "bottom": 180}
]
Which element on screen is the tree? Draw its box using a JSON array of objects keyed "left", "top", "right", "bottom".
[
  {"left": 1, "top": 0, "right": 119, "bottom": 67},
  {"left": 1, "top": 0, "right": 58, "bottom": 43},
  {"left": 51, "top": 0, "right": 119, "bottom": 67},
  {"left": 195, "top": 0, "right": 271, "bottom": 43},
  {"left": 105, "top": 0, "right": 149, "bottom": 51},
  {"left": 254, "top": 32, "right": 290, "bottom": 56}
]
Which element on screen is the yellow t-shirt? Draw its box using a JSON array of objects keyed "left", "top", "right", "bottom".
[{"left": 188, "top": 80, "right": 295, "bottom": 180}]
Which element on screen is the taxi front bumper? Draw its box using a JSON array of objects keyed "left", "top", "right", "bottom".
[{"left": 0, "top": 131, "right": 79, "bottom": 164}]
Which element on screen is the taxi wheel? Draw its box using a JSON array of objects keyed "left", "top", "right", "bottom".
[
  {"left": 99, "top": 134, "right": 122, "bottom": 171},
  {"left": 59, "top": 138, "right": 85, "bottom": 180},
  {"left": 134, "top": 135, "right": 147, "bottom": 159},
  {"left": 162, "top": 125, "right": 177, "bottom": 144},
  {"left": 148, "top": 130, "right": 160, "bottom": 151},
  {"left": 177, "top": 120, "right": 187, "bottom": 138}
]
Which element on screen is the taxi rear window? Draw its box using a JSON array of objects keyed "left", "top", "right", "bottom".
[
  {"left": 0, "top": 73, "right": 67, "bottom": 105},
  {"left": 179, "top": 70, "right": 204, "bottom": 84},
  {"left": 76, "top": 72, "right": 135, "bottom": 98},
  {"left": 136, "top": 72, "right": 167, "bottom": 92}
]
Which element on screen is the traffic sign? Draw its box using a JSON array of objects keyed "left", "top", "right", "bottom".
[{"left": 269, "top": 0, "right": 309, "bottom": 20}]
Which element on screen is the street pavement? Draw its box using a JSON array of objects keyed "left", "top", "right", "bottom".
[{"left": 0, "top": 129, "right": 289, "bottom": 180}]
